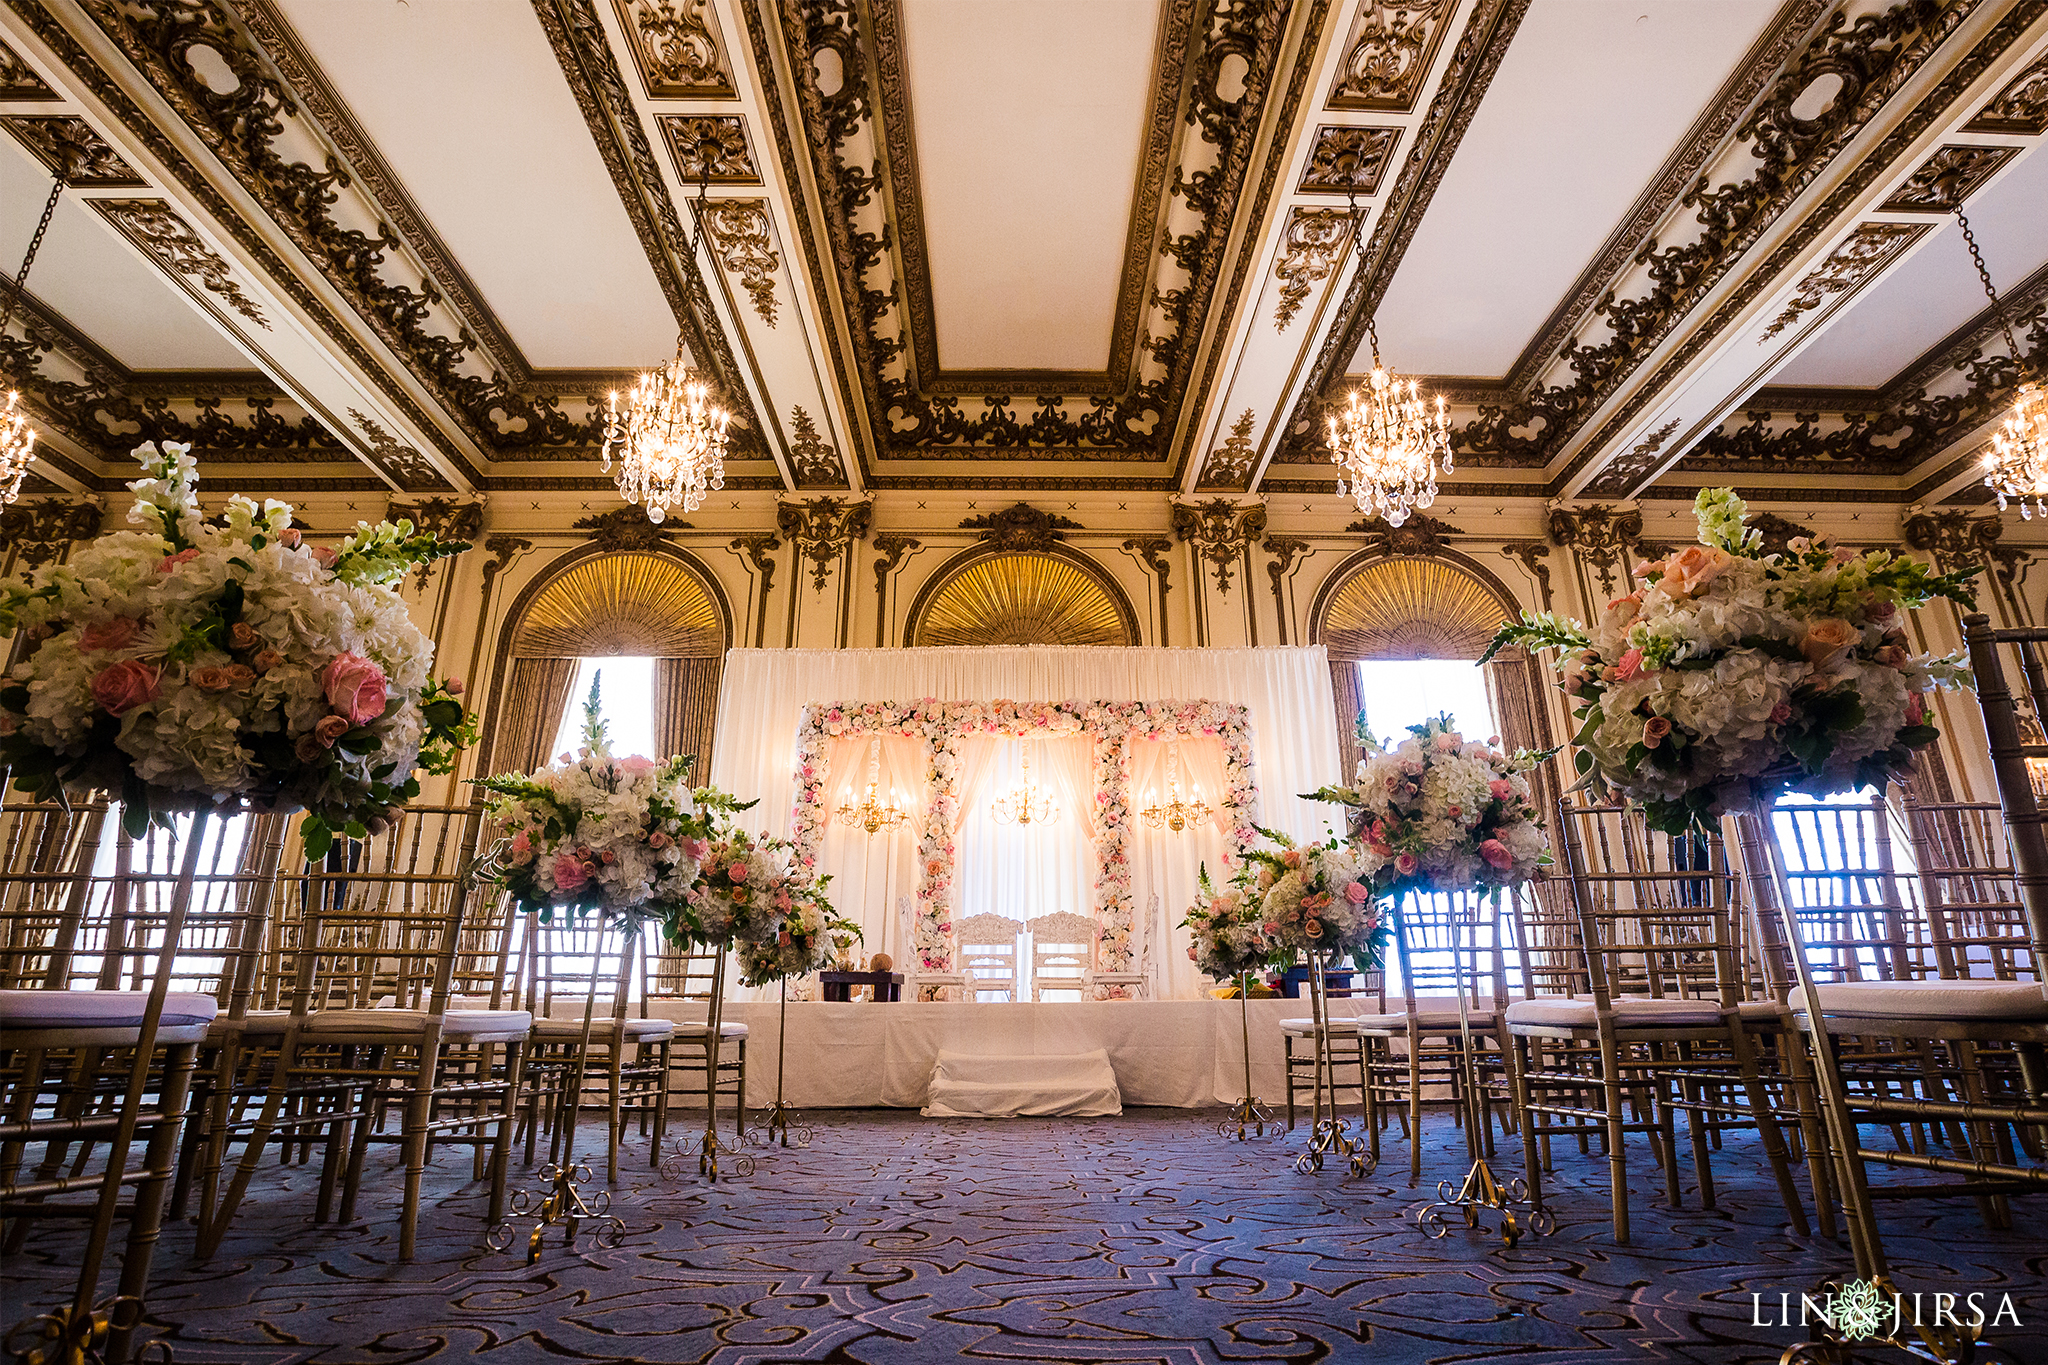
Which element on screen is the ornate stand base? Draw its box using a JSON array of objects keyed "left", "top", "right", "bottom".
[
  {"left": 1416, "top": 1156, "right": 1551, "bottom": 1249},
  {"left": 1296, "top": 1117, "right": 1376, "bottom": 1178},
  {"left": 745, "top": 1102, "right": 812, "bottom": 1149},
  {"left": 4, "top": 1296, "right": 170, "bottom": 1365},
  {"left": 660, "top": 1126, "right": 756, "bottom": 1183},
  {"left": 1776, "top": 1275, "right": 1982, "bottom": 1365},
  {"left": 1216, "top": 1096, "right": 1274, "bottom": 1141},
  {"left": 487, "top": 1162, "right": 625, "bottom": 1264}
]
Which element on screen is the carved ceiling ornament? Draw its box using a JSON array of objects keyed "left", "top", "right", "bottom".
[
  {"left": 93, "top": 200, "right": 270, "bottom": 329},
  {"left": 1328, "top": 0, "right": 1456, "bottom": 112},
  {"left": 778, "top": 496, "right": 873, "bottom": 591},
  {"left": 959, "top": 502, "right": 1083, "bottom": 552},
  {"left": 1274, "top": 208, "right": 1352, "bottom": 330},
  {"left": 349, "top": 410, "right": 451, "bottom": 492},
  {"left": 1588, "top": 418, "right": 1684, "bottom": 499},
  {"left": 0, "top": 498, "right": 103, "bottom": 569},
  {"left": 1298, "top": 125, "right": 1399, "bottom": 194},
  {"left": 1346, "top": 511, "right": 1464, "bottom": 558},
  {"left": 1903, "top": 506, "right": 2015, "bottom": 582},
  {"left": 616, "top": 0, "right": 734, "bottom": 97},
  {"left": 1879, "top": 144, "right": 2019, "bottom": 213},
  {"left": 659, "top": 114, "right": 760, "bottom": 183},
  {"left": 1201, "top": 409, "right": 1259, "bottom": 489},
  {"left": 575, "top": 506, "right": 687, "bottom": 551},
  {"left": 0, "top": 39, "right": 58, "bottom": 99},
  {"left": 786, "top": 406, "right": 846, "bottom": 486},
  {"left": 1965, "top": 49, "right": 2048, "bottom": 134},
  {"left": 0, "top": 115, "right": 143, "bottom": 186},
  {"left": 1547, "top": 502, "right": 1643, "bottom": 597},
  {"left": 1170, "top": 497, "right": 1268, "bottom": 594},
  {"left": 1760, "top": 223, "right": 1928, "bottom": 342},
  {"left": 703, "top": 199, "right": 780, "bottom": 325}
]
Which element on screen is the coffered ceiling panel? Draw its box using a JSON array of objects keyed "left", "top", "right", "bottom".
[
  {"left": 1362, "top": 0, "right": 1780, "bottom": 381},
  {"left": 900, "top": 0, "right": 1163, "bottom": 371},
  {"left": 1, "top": 136, "right": 252, "bottom": 371},
  {"left": 272, "top": 0, "right": 679, "bottom": 369},
  {"left": 1771, "top": 141, "right": 2048, "bottom": 388}
]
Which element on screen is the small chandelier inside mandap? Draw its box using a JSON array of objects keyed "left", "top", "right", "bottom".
[
  {"left": 1140, "top": 742, "right": 1210, "bottom": 834},
  {"left": 990, "top": 745, "right": 1058, "bottom": 827},
  {"left": 0, "top": 175, "right": 66, "bottom": 505},
  {"left": 835, "top": 736, "right": 909, "bottom": 836},
  {"left": 1956, "top": 205, "right": 2048, "bottom": 517},
  {"left": 601, "top": 141, "right": 732, "bottom": 523}
]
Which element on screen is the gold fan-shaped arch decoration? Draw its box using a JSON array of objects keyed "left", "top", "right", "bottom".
[
  {"left": 912, "top": 552, "right": 1131, "bottom": 647},
  {"left": 1320, "top": 558, "right": 1509, "bottom": 661},
  {"left": 512, "top": 553, "right": 724, "bottom": 658}
]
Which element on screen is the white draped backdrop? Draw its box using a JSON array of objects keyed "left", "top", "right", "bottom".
[{"left": 709, "top": 647, "right": 1344, "bottom": 999}]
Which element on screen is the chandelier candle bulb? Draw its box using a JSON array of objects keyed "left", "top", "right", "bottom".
[
  {"left": 1985, "top": 381, "right": 2048, "bottom": 518},
  {"left": 600, "top": 347, "right": 732, "bottom": 523},
  {"left": 0, "top": 389, "right": 34, "bottom": 503}
]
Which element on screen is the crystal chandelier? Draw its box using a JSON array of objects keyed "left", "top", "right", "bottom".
[
  {"left": 600, "top": 146, "right": 731, "bottom": 523},
  {"left": 1324, "top": 194, "right": 1450, "bottom": 527},
  {"left": 1140, "top": 743, "right": 1210, "bottom": 834},
  {"left": 990, "top": 745, "right": 1058, "bottom": 827},
  {"left": 0, "top": 176, "right": 65, "bottom": 505},
  {"left": 1957, "top": 205, "right": 2048, "bottom": 517},
  {"left": 835, "top": 736, "right": 908, "bottom": 835}
]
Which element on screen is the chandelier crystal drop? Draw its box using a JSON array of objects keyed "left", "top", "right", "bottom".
[
  {"left": 1326, "top": 357, "right": 1452, "bottom": 527},
  {"left": 0, "top": 390, "right": 35, "bottom": 504},
  {"left": 601, "top": 341, "right": 731, "bottom": 524},
  {"left": 990, "top": 746, "right": 1058, "bottom": 827},
  {"left": 1140, "top": 743, "right": 1210, "bottom": 834},
  {"left": 1954, "top": 205, "right": 2048, "bottom": 518},
  {"left": 835, "top": 736, "right": 908, "bottom": 835}
]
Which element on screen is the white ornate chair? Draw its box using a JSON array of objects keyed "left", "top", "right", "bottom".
[
  {"left": 1026, "top": 911, "right": 1096, "bottom": 1002},
  {"left": 954, "top": 912, "right": 1025, "bottom": 1002},
  {"left": 896, "top": 895, "right": 967, "bottom": 1001},
  {"left": 1086, "top": 892, "right": 1155, "bottom": 999}
]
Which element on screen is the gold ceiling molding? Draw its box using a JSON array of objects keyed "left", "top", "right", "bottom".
[
  {"left": 512, "top": 552, "right": 725, "bottom": 658},
  {"left": 1964, "top": 48, "right": 2048, "bottom": 133},
  {"left": 1298, "top": 125, "right": 1399, "bottom": 194},
  {"left": 616, "top": 0, "right": 735, "bottom": 98},
  {"left": 1274, "top": 208, "right": 1351, "bottom": 330},
  {"left": 909, "top": 552, "right": 1133, "bottom": 649},
  {"left": 1877, "top": 144, "right": 2019, "bottom": 213},
  {"left": 1758, "top": 222, "right": 1928, "bottom": 344},
  {"left": 0, "top": 38, "right": 58, "bottom": 99},
  {"left": 704, "top": 200, "right": 780, "bottom": 325},
  {"left": 1327, "top": 0, "right": 1456, "bottom": 112},
  {"left": 1199, "top": 410, "right": 1259, "bottom": 490},
  {"left": 0, "top": 115, "right": 144, "bottom": 186},
  {"left": 92, "top": 199, "right": 271, "bottom": 330},
  {"left": 658, "top": 114, "right": 760, "bottom": 184},
  {"left": 787, "top": 407, "right": 847, "bottom": 487},
  {"left": 1318, "top": 557, "right": 1507, "bottom": 661}
]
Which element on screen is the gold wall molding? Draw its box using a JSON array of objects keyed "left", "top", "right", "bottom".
[
  {"left": 574, "top": 506, "right": 689, "bottom": 551},
  {"left": 0, "top": 498, "right": 102, "bottom": 569},
  {"left": 778, "top": 496, "right": 873, "bottom": 591},
  {"left": 704, "top": 199, "right": 780, "bottom": 324},
  {"left": 1546, "top": 501, "right": 1643, "bottom": 598},
  {"left": 1170, "top": 497, "right": 1268, "bottom": 594}
]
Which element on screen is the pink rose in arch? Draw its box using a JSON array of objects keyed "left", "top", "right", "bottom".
[
  {"left": 79, "top": 617, "right": 142, "bottom": 652},
  {"left": 1343, "top": 881, "right": 1369, "bottom": 905},
  {"left": 1480, "top": 839, "right": 1513, "bottom": 872},
  {"left": 1394, "top": 853, "right": 1418, "bottom": 876},
  {"left": 157, "top": 548, "right": 200, "bottom": 573}
]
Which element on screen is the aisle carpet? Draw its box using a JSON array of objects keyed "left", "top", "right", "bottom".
[{"left": 6, "top": 1109, "right": 2043, "bottom": 1363}]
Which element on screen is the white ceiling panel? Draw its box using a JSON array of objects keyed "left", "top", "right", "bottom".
[
  {"left": 1770, "top": 146, "right": 2048, "bottom": 390},
  {"left": 1, "top": 137, "right": 254, "bottom": 371},
  {"left": 1361, "top": 0, "right": 1779, "bottom": 380},
  {"left": 901, "top": 0, "right": 1161, "bottom": 372},
  {"left": 274, "top": 0, "right": 678, "bottom": 371}
]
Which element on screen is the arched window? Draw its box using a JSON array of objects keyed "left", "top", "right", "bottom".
[{"left": 905, "top": 549, "right": 1137, "bottom": 647}]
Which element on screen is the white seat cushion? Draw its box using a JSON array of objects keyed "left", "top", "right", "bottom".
[
  {"left": 1788, "top": 979, "right": 2048, "bottom": 1022},
  {"left": 1353, "top": 1007, "right": 1500, "bottom": 1032},
  {"left": 1279, "top": 1017, "right": 1362, "bottom": 1035},
  {"left": 302, "top": 1007, "right": 532, "bottom": 1038},
  {"left": 0, "top": 988, "right": 219, "bottom": 1030},
  {"left": 207, "top": 1009, "right": 290, "bottom": 1038},
  {"left": 533, "top": 1016, "right": 675, "bottom": 1040},
  {"left": 1505, "top": 995, "right": 1726, "bottom": 1029},
  {"left": 669, "top": 1021, "right": 748, "bottom": 1040}
]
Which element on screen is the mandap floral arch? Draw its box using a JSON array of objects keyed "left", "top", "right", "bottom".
[{"left": 791, "top": 699, "right": 1259, "bottom": 997}]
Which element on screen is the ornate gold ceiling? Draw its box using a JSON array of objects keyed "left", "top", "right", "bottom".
[
  {"left": 1, "top": 0, "right": 2044, "bottom": 505},
  {"left": 909, "top": 551, "right": 1133, "bottom": 648}
]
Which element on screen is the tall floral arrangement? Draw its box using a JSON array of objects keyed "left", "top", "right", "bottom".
[
  {"left": 673, "top": 824, "right": 794, "bottom": 948},
  {"left": 0, "top": 442, "right": 474, "bottom": 848},
  {"left": 1180, "top": 862, "right": 1277, "bottom": 980},
  {"left": 1232, "top": 827, "right": 1387, "bottom": 971},
  {"left": 1308, "top": 714, "right": 1551, "bottom": 897},
  {"left": 477, "top": 679, "right": 746, "bottom": 924},
  {"left": 734, "top": 869, "right": 862, "bottom": 988},
  {"left": 1485, "top": 488, "right": 1976, "bottom": 832}
]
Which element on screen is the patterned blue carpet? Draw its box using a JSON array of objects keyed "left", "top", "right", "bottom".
[{"left": 6, "top": 1109, "right": 2043, "bottom": 1363}]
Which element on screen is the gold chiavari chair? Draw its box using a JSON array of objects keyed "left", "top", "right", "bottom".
[
  {"left": 196, "top": 804, "right": 528, "bottom": 1262},
  {"left": 645, "top": 938, "right": 747, "bottom": 1149},
  {"left": 1279, "top": 962, "right": 1379, "bottom": 1133}
]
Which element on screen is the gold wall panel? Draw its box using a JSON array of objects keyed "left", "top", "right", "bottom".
[
  {"left": 913, "top": 552, "right": 1132, "bottom": 648},
  {"left": 1320, "top": 558, "right": 1507, "bottom": 661},
  {"left": 513, "top": 552, "right": 724, "bottom": 658}
]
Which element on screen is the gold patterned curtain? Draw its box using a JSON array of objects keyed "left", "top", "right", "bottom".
[
  {"left": 1483, "top": 650, "right": 1561, "bottom": 817},
  {"left": 1329, "top": 659, "right": 1363, "bottom": 784},
  {"left": 486, "top": 657, "right": 579, "bottom": 778},
  {"left": 653, "top": 657, "right": 723, "bottom": 775}
]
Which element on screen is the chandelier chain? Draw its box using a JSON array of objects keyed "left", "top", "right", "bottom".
[
  {"left": 0, "top": 178, "right": 64, "bottom": 371},
  {"left": 1954, "top": 206, "right": 2026, "bottom": 373}
]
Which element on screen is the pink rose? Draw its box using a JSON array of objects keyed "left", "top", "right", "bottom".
[
  {"left": 1436, "top": 733, "right": 1461, "bottom": 751},
  {"left": 1480, "top": 839, "right": 1512, "bottom": 871},
  {"left": 1394, "top": 853, "right": 1418, "bottom": 876},
  {"left": 1489, "top": 779, "right": 1513, "bottom": 802},
  {"left": 648, "top": 831, "right": 671, "bottom": 850},
  {"left": 509, "top": 830, "right": 535, "bottom": 865},
  {"left": 1642, "top": 716, "right": 1673, "bottom": 748},
  {"left": 313, "top": 714, "right": 351, "bottom": 747},
  {"left": 229, "top": 623, "right": 263, "bottom": 652},
  {"left": 90, "top": 660, "right": 160, "bottom": 716},
  {"left": 1613, "top": 648, "right": 1645, "bottom": 683},
  {"left": 728, "top": 863, "right": 749, "bottom": 882},
  {"left": 1906, "top": 692, "right": 1926, "bottom": 725},
  {"left": 444, "top": 677, "right": 464, "bottom": 696},
  {"left": 1343, "top": 881, "right": 1369, "bottom": 904},
  {"left": 252, "top": 649, "right": 284, "bottom": 673},
  {"left": 278, "top": 528, "right": 302, "bottom": 549},
  {"left": 552, "top": 853, "right": 589, "bottom": 892},
  {"left": 1769, "top": 701, "right": 1792, "bottom": 725},
  {"left": 157, "top": 548, "right": 200, "bottom": 573},
  {"left": 1662, "top": 544, "right": 1734, "bottom": 597},
  {"left": 311, "top": 545, "right": 339, "bottom": 569},
  {"left": 1304, "top": 919, "right": 1324, "bottom": 938},
  {"left": 191, "top": 666, "right": 235, "bottom": 692},
  {"left": 1873, "top": 645, "right": 1907, "bottom": 668},
  {"left": 294, "top": 733, "right": 325, "bottom": 764},
  {"left": 1632, "top": 558, "right": 1664, "bottom": 581},
  {"left": 1604, "top": 591, "right": 1643, "bottom": 627},
  {"left": 1800, "top": 618, "right": 1856, "bottom": 665},
  {"left": 682, "top": 838, "right": 709, "bottom": 862},
  {"left": 79, "top": 617, "right": 142, "bottom": 652},
  {"left": 321, "top": 653, "right": 389, "bottom": 725}
]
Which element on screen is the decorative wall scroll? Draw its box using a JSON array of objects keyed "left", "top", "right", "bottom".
[
  {"left": 778, "top": 495, "right": 873, "bottom": 591},
  {"left": 1171, "top": 498, "right": 1269, "bottom": 593},
  {"left": 1346, "top": 510, "right": 1461, "bottom": 558},
  {"left": 959, "top": 502, "right": 1082, "bottom": 551},
  {"left": 0, "top": 498, "right": 102, "bottom": 569},
  {"left": 791, "top": 699, "right": 1260, "bottom": 997},
  {"left": 1547, "top": 501, "right": 1643, "bottom": 597}
]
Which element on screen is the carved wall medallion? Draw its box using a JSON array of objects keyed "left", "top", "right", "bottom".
[
  {"left": 959, "top": 502, "right": 1083, "bottom": 552},
  {"left": 349, "top": 409, "right": 451, "bottom": 492},
  {"left": 1328, "top": 0, "right": 1455, "bottom": 112},
  {"left": 94, "top": 200, "right": 269, "bottom": 328},
  {"left": 574, "top": 506, "right": 685, "bottom": 551},
  {"left": 1298, "top": 124, "right": 1399, "bottom": 194},
  {"left": 1201, "top": 410, "right": 1260, "bottom": 488},
  {"left": 703, "top": 199, "right": 780, "bottom": 325},
  {"left": 0, "top": 115, "right": 143, "bottom": 186},
  {"left": 778, "top": 496, "right": 873, "bottom": 591},
  {"left": 1346, "top": 511, "right": 1463, "bottom": 558},
  {"left": 1904, "top": 506, "right": 2020, "bottom": 582},
  {"left": 1547, "top": 502, "right": 1643, "bottom": 597},
  {"left": 615, "top": 0, "right": 734, "bottom": 97},
  {"left": 1170, "top": 498, "right": 1268, "bottom": 593},
  {"left": 1878, "top": 144, "right": 2019, "bottom": 213},
  {"left": 1499, "top": 540, "right": 1553, "bottom": 611},
  {"left": 0, "top": 498, "right": 103, "bottom": 568},
  {"left": 659, "top": 114, "right": 760, "bottom": 183},
  {"left": 1274, "top": 208, "right": 1352, "bottom": 330},
  {"left": 1760, "top": 223, "right": 1927, "bottom": 342},
  {"left": 0, "top": 39, "right": 58, "bottom": 99},
  {"left": 1965, "top": 50, "right": 2048, "bottom": 134},
  {"left": 787, "top": 406, "right": 845, "bottom": 486},
  {"left": 1742, "top": 510, "right": 1819, "bottom": 558}
]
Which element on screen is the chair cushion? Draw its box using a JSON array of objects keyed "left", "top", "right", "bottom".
[
  {"left": 1505, "top": 995, "right": 1727, "bottom": 1029},
  {"left": 0, "top": 988, "right": 218, "bottom": 1030},
  {"left": 1352, "top": 1006, "right": 1499, "bottom": 1032},
  {"left": 1279, "top": 1017, "right": 1362, "bottom": 1035},
  {"left": 1788, "top": 979, "right": 2048, "bottom": 1022},
  {"left": 207, "top": 1009, "right": 290, "bottom": 1038},
  {"left": 669, "top": 1021, "right": 748, "bottom": 1040},
  {"left": 533, "top": 1016, "right": 675, "bottom": 1040},
  {"left": 302, "top": 1008, "right": 532, "bottom": 1038}
]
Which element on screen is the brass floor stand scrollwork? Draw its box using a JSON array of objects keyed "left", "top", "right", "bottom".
[
  {"left": 746, "top": 984, "right": 812, "bottom": 1149},
  {"left": 1294, "top": 953, "right": 1374, "bottom": 1179},
  {"left": 659, "top": 944, "right": 754, "bottom": 1183},
  {"left": 1776, "top": 1274, "right": 1980, "bottom": 1365},
  {"left": 3, "top": 1295, "right": 171, "bottom": 1365},
  {"left": 1217, "top": 974, "right": 1273, "bottom": 1140}
]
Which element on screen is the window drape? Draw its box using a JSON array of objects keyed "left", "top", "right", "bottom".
[
  {"left": 653, "top": 656, "right": 723, "bottom": 772},
  {"left": 486, "top": 657, "right": 579, "bottom": 778},
  {"left": 813, "top": 734, "right": 928, "bottom": 964},
  {"left": 1329, "top": 660, "right": 1364, "bottom": 787},
  {"left": 954, "top": 740, "right": 1091, "bottom": 939}
]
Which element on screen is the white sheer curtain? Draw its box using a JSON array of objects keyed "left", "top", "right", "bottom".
[
  {"left": 710, "top": 646, "right": 1345, "bottom": 998},
  {"left": 954, "top": 738, "right": 1092, "bottom": 933},
  {"left": 813, "top": 734, "right": 926, "bottom": 966},
  {"left": 1128, "top": 736, "right": 1229, "bottom": 998}
]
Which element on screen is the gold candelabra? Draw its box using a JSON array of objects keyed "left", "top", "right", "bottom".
[
  {"left": 990, "top": 746, "right": 1058, "bottom": 827},
  {"left": 1141, "top": 743, "right": 1211, "bottom": 834},
  {"left": 835, "top": 736, "right": 908, "bottom": 835}
]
